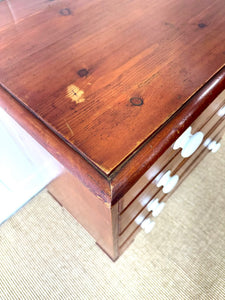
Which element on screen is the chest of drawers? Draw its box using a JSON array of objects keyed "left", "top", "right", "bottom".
[{"left": 0, "top": 0, "right": 225, "bottom": 260}]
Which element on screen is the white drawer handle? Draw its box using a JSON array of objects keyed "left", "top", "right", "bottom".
[
  {"left": 147, "top": 198, "right": 166, "bottom": 217},
  {"left": 152, "top": 201, "right": 166, "bottom": 217},
  {"left": 156, "top": 170, "right": 179, "bottom": 194},
  {"left": 147, "top": 198, "right": 159, "bottom": 212},
  {"left": 204, "top": 138, "right": 221, "bottom": 153},
  {"left": 135, "top": 214, "right": 145, "bottom": 225},
  {"left": 217, "top": 106, "right": 225, "bottom": 117},
  {"left": 141, "top": 218, "right": 155, "bottom": 233},
  {"left": 173, "top": 126, "right": 204, "bottom": 158},
  {"left": 135, "top": 215, "right": 155, "bottom": 233}
]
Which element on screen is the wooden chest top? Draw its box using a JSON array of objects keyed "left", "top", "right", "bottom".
[{"left": 0, "top": 0, "right": 225, "bottom": 175}]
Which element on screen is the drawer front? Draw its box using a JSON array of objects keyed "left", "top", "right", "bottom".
[
  {"left": 120, "top": 109, "right": 223, "bottom": 224},
  {"left": 120, "top": 90, "right": 225, "bottom": 211},
  {"left": 119, "top": 134, "right": 224, "bottom": 256},
  {"left": 119, "top": 118, "right": 225, "bottom": 235},
  {"left": 118, "top": 124, "right": 225, "bottom": 249}
]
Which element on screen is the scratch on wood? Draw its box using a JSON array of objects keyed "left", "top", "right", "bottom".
[
  {"left": 67, "top": 84, "right": 85, "bottom": 103},
  {"left": 64, "top": 120, "right": 74, "bottom": 136},
  {"left": 138, "top": 72, "right": 159, "bottom": 88}
]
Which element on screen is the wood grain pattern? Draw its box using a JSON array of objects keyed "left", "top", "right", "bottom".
[
  {"left": 0, "top": 87, "right": 112, "bottom": 203},
  {"left": 1, "top": 0, "right": 225, "bottom": 175},
  {"left": 111, "top": 68, "right": 225, "bottom": 204},
  {"left": 1, "top": 0, "right": 225, "bottom": 260}
]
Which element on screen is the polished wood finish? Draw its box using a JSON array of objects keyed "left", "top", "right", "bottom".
[
  {"left": 1, "top": 0, "right": 225, "bottom": 176},
  {"left": 1, "top": 0, "right": 225, "bottom": 259},
  {"left": 0, "top": 0, "right": 225, "bottom": 202},
  {"left": 0, "top": 87, "right": 111, "bottom": 202},
  {"left": 111, "top": 68, "right": 225, "bottom": 204}
]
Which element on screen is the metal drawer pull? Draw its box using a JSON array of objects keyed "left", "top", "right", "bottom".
[
  {"left": 173, "top": 126, "right": 204, "bottom": 157},
  {"left": 204, "top": 138, "right": 221, "bottom": 153},
  {"left": 217, "top": 106, "right": 225, "bottom": 117},
  {"left": 156, "top": 170, "right": 179, "bottom": 194}
]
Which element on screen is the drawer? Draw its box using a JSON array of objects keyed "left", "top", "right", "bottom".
[
  {"left": 120, "top": 91, "right": 225, "bottom": 211},
  {"left": 119, "top": 120, "right": 225, "bottom": 243},
  {"left": 119, "top": 131, "right": 224, "bottom": 256},
  {"left": 119, "top": 118, "right": 225, "bottom": 233},
  {"left": 119, "top": 127, "right": 225, "bottom": 251}
]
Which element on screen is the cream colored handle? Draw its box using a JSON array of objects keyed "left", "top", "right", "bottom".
[
  {"left": 147, "top": 198, "right": 159, "bottom": 212},
  {"left": 217, "top": 106, "right": 225, "bottom": 117},
  {"left": 135, "top": 215, "right": 155, "bottom": 234},
  {"left": 173, "top": 126, "right": 204, "bottom": 158},
  {"left": 147, "top": 198, "right": 166, "bottom": 217},
  {"left": 204, "top": 138, "right": 221, "bottom": 153},
  {"left": 140, "top": 218, "right": 155, "bottom": 233},
  {"left": 156, "top": 170, "right": 179, "bottom": 194},
  {"left": 152, "top": 201, "right": 165, "bottom": 217}
]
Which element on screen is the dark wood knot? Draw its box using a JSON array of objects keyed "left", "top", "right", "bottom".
[
  {"left": 60, "top": 8, "right": 71, "bottom": 16},
  {"left": 77, "top": 69, "right": 89, "bottom": 77},
  {"left": 130, "top": 97, "right": 144, "bottom": 106},
  {"left": 198, "top": 23, "right": 207, "bottom": 28}
]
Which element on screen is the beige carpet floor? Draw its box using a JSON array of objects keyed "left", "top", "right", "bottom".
[{"left": 0, "top": 137, "right": 225, "bottom": 300}]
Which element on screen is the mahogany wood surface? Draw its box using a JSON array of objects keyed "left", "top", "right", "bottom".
[
  {"left": 0, "top": 87, "right": 112, "bottom": 202},
  {"left": 1, "top": 0, "right": 225, "bottom": 260},
  {"left": 0, "top": 0, "right": 225, "bottom": 176},
  {"left": 110, "top": 69, "right": 225, "bottom": 203}
]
